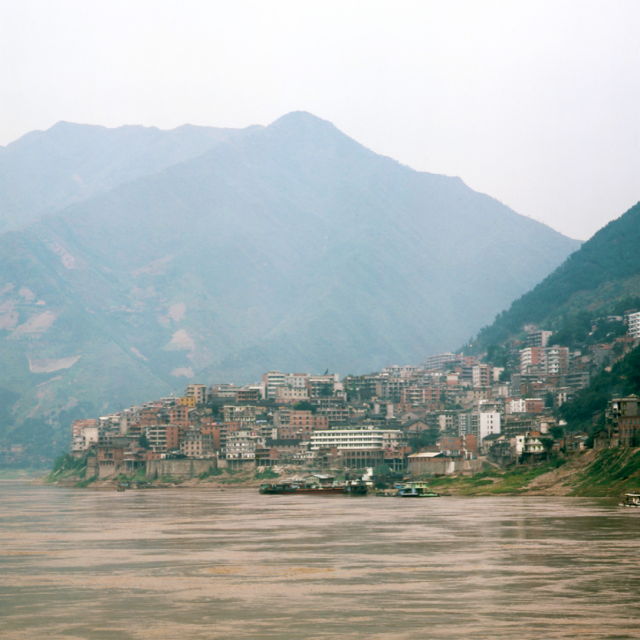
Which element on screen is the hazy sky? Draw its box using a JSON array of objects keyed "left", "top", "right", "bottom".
[{"left": 1, "top": 1, "right": 638, "bottom": 240}]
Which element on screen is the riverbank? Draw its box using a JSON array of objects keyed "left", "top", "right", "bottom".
[
  {"left": 39, "top": 448, "right": 640, "bottom": 497},
  {"left": 427, "top": 447, "right": 640, "bottom": 497},
  {"left": 38, "top": 460, "right": 282, "bottom": 490}
]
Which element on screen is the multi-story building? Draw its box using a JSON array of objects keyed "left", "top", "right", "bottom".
[
  {"left": 502, "top": 416, "right": 537, "bottom": 438},
  {"left": 225, "top": 430, "right": 265, "bottom": 463},
  {"left": 520, "top": 347, "right": 544, "bottom": 375},
  {"left": 401, "top": 385, "right": 444, "bottom": 406},
  {"left": 143, "top": 424, "right": 180, "bottom": 453},
  {"left": 545, "top": 346, "right": 569, "bottom": 376},
  {"left": 262, "top": 371, "right": 287, "bottom": 400},
  {"left": 276, "top": 425, "right": 313, "bottom": 440},
  {"left": 472, "top": 364, "right": 492, "bottom": 387},
  {"left": 275, "top": 385, "right": 309, "bottom": 403},
  {"left": 308, "top": 373, "right": 340, "bottom": 398},
  {"left": 316, "top": 405, "right": 350, "bottom": 426},
  {"left": 520, "top": 346, "right": 569, "bottom": 376},
  {"left": 467, "top": 410, "right": 501, "bottom": 443},
  {"left": 628, "top": 311, "right": 640, "bottom": 339},
  {"left": 223, "top": 405, "right": 257, "bottom": 424},
  {"left": 526, "top": 330, "right": 553, "bottom": 348},
  {"left": 70, "top": 420, "right": 99, "bottom": 453},
  {"left": 185, "top": 384, "right": 207, "bottom": 405},
  {"left": 423, "top": 352, "right": 462, "bottom": 371},
  {"left": 290, "top": 410, "right": 329, "bottom": 430},
  {"left": 180, "top": 429, "right": 214, "bottom": 458},
  {"left": 310, "top": 427, "right": 407, "bottom": 451},
  {"left": 607, "top": 396, "right": 640, "bottom": 446},
  {"left": 170, "top": 405, "right": 191, "bottom": 427},
  {"left": 236, "top": 388, "right": 261, "bottom": 404},
  {"left": 209, "top": 383, "right": 242, "bottom": 399}
]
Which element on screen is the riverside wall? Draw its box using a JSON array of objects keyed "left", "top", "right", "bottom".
[
  {"left": 408, "top": 457, "right": 482, "bottom": 477},
  {"left": 146, "top": 459, "right": 217, "bottom": 480}
]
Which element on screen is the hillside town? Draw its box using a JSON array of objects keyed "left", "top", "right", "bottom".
[{"left": 67, "top": 311, "right": 640, "bottom": 481}]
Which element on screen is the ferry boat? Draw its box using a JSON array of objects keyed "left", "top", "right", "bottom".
[
  {"left": 259, "top": 482, "right": 301, "bottom": 494},
  {"left": 397, "top": 481, "right": 440, "bottom": 498},
  {"left": 259, "top": 482, "right": 345, "bottom": 495},
  {"left": 343, "top": 479, "right": 369, "bottom": 495},
  {"left": 618, "top": 493, "right": 640, "bottom": 507}
]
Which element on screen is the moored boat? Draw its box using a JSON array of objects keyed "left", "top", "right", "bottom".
[
  {"left": 259, "top": 482, "right": 345, "bottom": 495},
  {"left": 343, "top": 479, "right": 369, "bottom": 495},
  {"left": 619, "top": 492, "right": 640, "bottom": 507},
  {"left": 397, "top": 481, "right": 439, "bottom": 498},
  {"left": 259, "top": 482, "right": 301, "bottom": 494}
]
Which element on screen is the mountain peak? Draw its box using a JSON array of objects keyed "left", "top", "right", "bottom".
[{"left": 268, "top": 111, "right": 340, "bottom": 135}]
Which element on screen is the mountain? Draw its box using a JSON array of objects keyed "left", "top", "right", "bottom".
[
  {"left": 0, "top": 112, "right": 580, "bottom": 455},
  {"left": 473, "top": 201, "right": 640, "bottom": 350},
  {"left": 0, "top": 121, "right": 260, "bottom": 232}
]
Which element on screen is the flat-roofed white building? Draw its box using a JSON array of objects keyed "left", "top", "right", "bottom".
[
  {"left": 628, "top": 311, "right": 640, "bottom": 339},
  {"left": 310, "top": 427, "right": 406, "bottom": 450}
]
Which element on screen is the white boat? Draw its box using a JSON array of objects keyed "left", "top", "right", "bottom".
[
  {"left": 397, "top": 481, "right": 440, "bottom": 498},
  {"left": 619, "top": 493, "right": 640, "bottom": 507}
]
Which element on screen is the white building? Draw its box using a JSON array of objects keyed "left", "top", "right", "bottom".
[
  {"left": 310, "top": 427, "right": 406, "bottom": 451},
  {"left": 509, "top": 399, "right": 527, "bottom": 414},
  {"left": 71, "top": 425, "right": 99, "bottom": 452},
  {"left": 628, "top": 311, "right": 640, "bottom": 339},
  {"left": 423, "top": 352, "right": 462, "bottom": 371},
  {"left": 225, "top": 430, "right": 265, "bottom": 460},
  {"left": 474, "top": 411, "right": 501, "bottom": 443}
]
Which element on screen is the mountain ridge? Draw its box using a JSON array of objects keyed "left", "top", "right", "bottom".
[{"left": 0, "top": 112, "right": 580, "bottom": 455}]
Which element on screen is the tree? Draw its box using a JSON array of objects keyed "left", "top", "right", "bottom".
[
  {"left": 418, "top": 427, "right": 439, "bottom": 448},
  {"left": 545, "top": 391, "right": 555, "bottom": 409},
  {"left": 373, "top": 464, "right": 392, "bottom": 478},
  {"left": 292, "top": 401, "right": 316, "bottom": 414},
  {"left": 541, "top": 438, "right": 554, "bottom": 453},
  {"left": 318, "top": 383, "right": 333, "bottom": 397},
  {"left": 138, "top": 433, "right": 150, "bottom": 449},
  {"left": 549, "top": 425, "right": 564, "bottom": 440}
]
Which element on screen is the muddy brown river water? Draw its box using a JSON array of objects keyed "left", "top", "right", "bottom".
[{"left": 1, "top": 482, "right": 640, "bottom": 639}]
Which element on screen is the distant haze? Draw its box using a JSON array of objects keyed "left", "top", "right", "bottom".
[{"left": 1, "top": 1, "right": 638, "bottom": 241}]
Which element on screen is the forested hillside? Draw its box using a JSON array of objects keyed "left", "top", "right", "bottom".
[{"left": 473, "top": 202, "right": 640, "bottom": 350}]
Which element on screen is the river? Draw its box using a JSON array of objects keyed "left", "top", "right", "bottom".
[{"left": 1, "top": 482, "right": 639, "bottom": 639}]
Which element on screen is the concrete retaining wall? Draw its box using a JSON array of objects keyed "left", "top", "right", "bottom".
[
  {"left": 408, "top": 457, "right": 482, "bottom": 477},
  {"left": 146, "top": 459, "right": 217, "bottom": 480}
]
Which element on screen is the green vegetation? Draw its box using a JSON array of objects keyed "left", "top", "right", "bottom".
[
  {"left": 559, "top": 343, "right": 640, "bottom": 432},
  {"left": 427, "top": 459, "right": 566, "bottom": 495},
  {"left": 291, "top": 401, "right": 316, "bottom": 414},
  {"left": 474, "top": 202, "right": 640, "bottom": 351},
  {"left": 255, "top": 468, "right": 279, "bottom": 480},
  {"left": 158, "top": 475, "right": 183, "bottom": 485},
  {"left": 138, "top": 434, "right": 150, "bottom": 449},
  {"left": 45, "top": 452, "right": 91, "bottom": 483},
  {"left": 75, "top": 475, "right": 98, "bottom": 488},
  {"left": 198, "top": 466, "right": 223, "bottom": 480},
  {"left": 568, "top": 448, "right": 640, "bottom": 496},
  {"left": 421, "top": 449, "right": 640, "bottom": 497}
]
